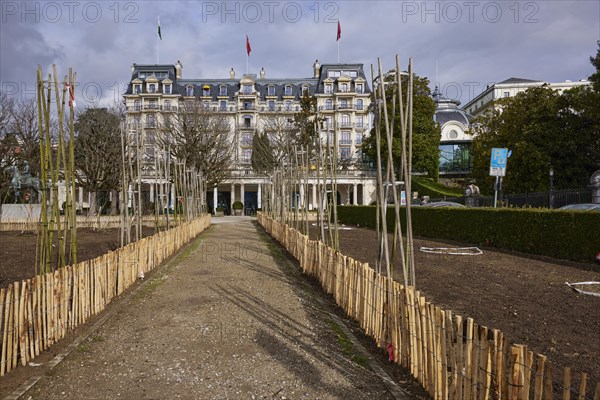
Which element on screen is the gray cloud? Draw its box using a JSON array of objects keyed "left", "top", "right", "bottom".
[{"left": 1, "top": 0, "right": 598, "bottom": 106}]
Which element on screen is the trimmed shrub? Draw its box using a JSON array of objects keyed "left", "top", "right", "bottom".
[{"left": 337, "top": 206, "right": 600, "bottom": 264}]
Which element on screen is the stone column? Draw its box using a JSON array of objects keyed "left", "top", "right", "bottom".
[
  {"left": 300, "top": 183, "right": 305, "bottom": 209},
  {"left": 231, "top": 183, "right": 235, "bottom": 209},
  {"left": 241, "top": 183, "right": 245, "bottom": 206},
  {"left": 257, "top": 184, "right": 262, "bottom": 209},
  {"left": 213, "top": 186, "right": 218, "bottom": 213},
  {"left": 312, "top": 183, "right": 317, "bottom": 210},
  {"left": 362, "top": 183, "right": 367, "bottom": 205},
  {"left": 353, "top": 183, "right": 358, "bottom": 205}
]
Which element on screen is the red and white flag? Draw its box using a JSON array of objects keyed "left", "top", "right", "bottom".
[
  {"left": 337, "top": 20, "right": 341, "bottom": 41},
  {"left": 246, "top": 34, "right": 251, "bottom": 56},
  {"left": 65, "top": 82, "right": 76, "bottom": 108}
]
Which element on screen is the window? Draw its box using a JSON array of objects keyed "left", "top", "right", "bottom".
[
  {"left": 341, "top": 114, "right": 350, "bottom": 127},
  {"left": 243, "top": 116, "right": 252, "bottom": 127},
  {"left": 325, "top": 116, "right": 333, "bottom": 129},
  {"left": 242, "top": 84, "right": 252, "bottom": 95},
  {"left": 340, "top": 99, "right": 348, "bottom": 109},
  {"left": 134, "top": 84, "right": 141, "bottom": 94},
  {"left": 340, "top": 83, "right": 348, "bottom": 93},
  {"left": 356, "top": 99, "right": 363, "bottom": 110},
  {"left": 220, "top": 86, "right": 227, "bottom": 96},
  {"left": 340, "top": 147, "right": 351, "bottom": 159},
  {"left": 186, "top": 86, "right": 194, "bottom": 96},
  {"left": 439, "top": 143, "right": 472, "bottom": 172},
  {"left": 325, "top": 99, "right": 333, "bottom": 110},
  {"left": 220, "top": 100, "right": 227, "bottom": 110},
  {"left": 148, "top": 83, "right": 156, "bottom": 93},
  {"left": 241, "top": 149, "right": 252, "bottom": 163},
  {"left": 146, "top": 114, "right": 156, "bottom": 128},
  {"left": 285, "top": 100, "right": 292, "bottom": 110},
  {"left": 134, "top": 100, "right": 141, "bottom": 111},
  {"left": 503, "top": 91, "right": 510, "bottom": 98},
  {"left": 356, "top": 133, "right": 363, "bottom": 145},
  {"left": 243, "top": 101, "right": 253, "bottom": 110},
  {"left": 356, "top": 83, "right": 363, "bottom": 93},
  {"left": 340, "top": 131, "right": 351, "bottom": 145},
  {"left": 324, "top": 84, "right": 332, "bottom": 94},
  {"left": 268, "top": 86, "right": 275, "bottom": 96},
  {"left": 302, "top": 86, "right": 309, "bottom": 96},
  {"left": 148, "top": 99, "right": 156, "bottom": 109},
  {"left": 133, "top": 116, "right": 140, "bottom": 127},
  {"left": 164, "top": 100, "right": 171, "bottom": 111},
  {"left": 268, "top": 100, "right": 275, "bottom": 111},
  {"left": 164, "top": 84, "right": 171, "bottom": 94},
  {"left": 241, "top": 133, "right": 252, "bottom": 146},
  {"left": 203, "top": 86, "right": 211, "bottom": 96},
  {"left": 328, "top": 71, "right": 341, "bottom": 78},
  {"left": 356, "top": 115, "right": 363, "bottom": 128},
  {"left": 284, "top": 85, "right": 292, "bottom": 96},
  {"left": 203, "top": 101, "right": 209, "bottom": 110}
]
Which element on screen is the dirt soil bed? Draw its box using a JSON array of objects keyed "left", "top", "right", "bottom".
[
  {"left": 310, "top": 224, "right": 600, "bottom": 393},
  {"left": 0, "top": 227, "right": 156, "bottom": 289}
]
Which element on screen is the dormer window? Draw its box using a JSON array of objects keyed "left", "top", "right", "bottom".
[
  {"left": 134, "top": 84, "right": 141, "bottom": 94},
  {"left": 164, "top": 84, "right": 171, "bottom": 94},
  {"left": 301, "top": 86, "right": 309, "bottom": 96},
  {"left": 202, "top": 85, "right": 211, "bottom": 96},
  {"left": 186, "top": 86, "right": 194, "bottom": 96},
  {"left": 148, "top": 83, "right": 156, "bottom": 93},
  {"left": 325, "top": 84, "right": 332, "bottom": 94},
  {"left": 284, "top": 85, "right": 292, "bottom": 96},
  {"left": 268, "top": 86, "right": 275, "bottom": 96},
  {"left": 242, "top": 84, "right": 252, "bottom": 95},
  {"left": 340, "top": 83, "right": 348, "bottom": 93},
  {"left": 356, "top": 83, "right": 363, "bottom": 93},
  {"left": 219, "top": 86, "right": 227, "bottom": 96}
]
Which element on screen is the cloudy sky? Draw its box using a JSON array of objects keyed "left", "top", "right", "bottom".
[{"left": 1, "top": 0, "right": 598, "bottom": 107}]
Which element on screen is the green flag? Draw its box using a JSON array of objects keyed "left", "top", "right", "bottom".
[{"left": 158, "top": 16, "right": 162, "bottom": 40}]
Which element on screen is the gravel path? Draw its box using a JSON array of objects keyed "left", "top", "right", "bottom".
[{"left": 20, "top": 218, "right": 396, "bottom": 400}]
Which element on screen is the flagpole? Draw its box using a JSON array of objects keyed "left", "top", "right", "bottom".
[
  {"left": 157, "top": 16, "right": 160, "bottom": 64},
  {"left": 337, "top": 41, "right": 339, "bottom": 63}
]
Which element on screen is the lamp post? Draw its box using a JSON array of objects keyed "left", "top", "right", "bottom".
[{"left": 549, "top": 167, "right": 554, "bottom": 208}]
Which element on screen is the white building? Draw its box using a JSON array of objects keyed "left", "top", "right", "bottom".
[
  {"left": 123, "top": 60, "right": 377, "bottom": 213},
  {"left": 463, "top": 77, "right": 591, "bottom": 118}
]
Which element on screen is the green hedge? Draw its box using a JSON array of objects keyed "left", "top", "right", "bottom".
[{"left": 337, "top": 206, "right": 600, "bottom": 264}]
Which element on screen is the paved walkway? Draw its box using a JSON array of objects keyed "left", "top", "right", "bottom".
[{"left": 20, "top": 218, "right": 397, "bottom": 400}]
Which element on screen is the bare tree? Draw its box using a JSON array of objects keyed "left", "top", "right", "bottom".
[
  {"left": 9, "top": 98, "right": 41, "bottom": 176},
  {"left": 162, "top": 101, "right": 232, "bottom": 189},
  {"left": 74, "top": 107, "right": 122, "bottom": 215},
  {"left": 0, "top": 91, "right": 14, "bottom": 136}
]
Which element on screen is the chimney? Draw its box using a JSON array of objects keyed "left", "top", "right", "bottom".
[
  {"left": 175, "top": 61, "right": 183, "bottom": 79},
  {"left": 131, "top": 63, "right": 135, "bottom": 73},
  {"left": 230, "top": 67, "right": 235, "bottom": 80},
  {"left": 260, "top": 67, "right": 265, "bottom": 79},
  {"left": 313, "top": 59, "right": 320, "bottom": 79}
]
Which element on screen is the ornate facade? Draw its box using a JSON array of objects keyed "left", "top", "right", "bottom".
[{"left": 123, "top": 60, "right": 377, "bottom": 213}]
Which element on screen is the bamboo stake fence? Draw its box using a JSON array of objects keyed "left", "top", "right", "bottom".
[
  {"left": 257, "top": 213, "right": 599, "bottom": 400},
  {"left": 0, "top": 214, "right": 210, "bottom": 378}
]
